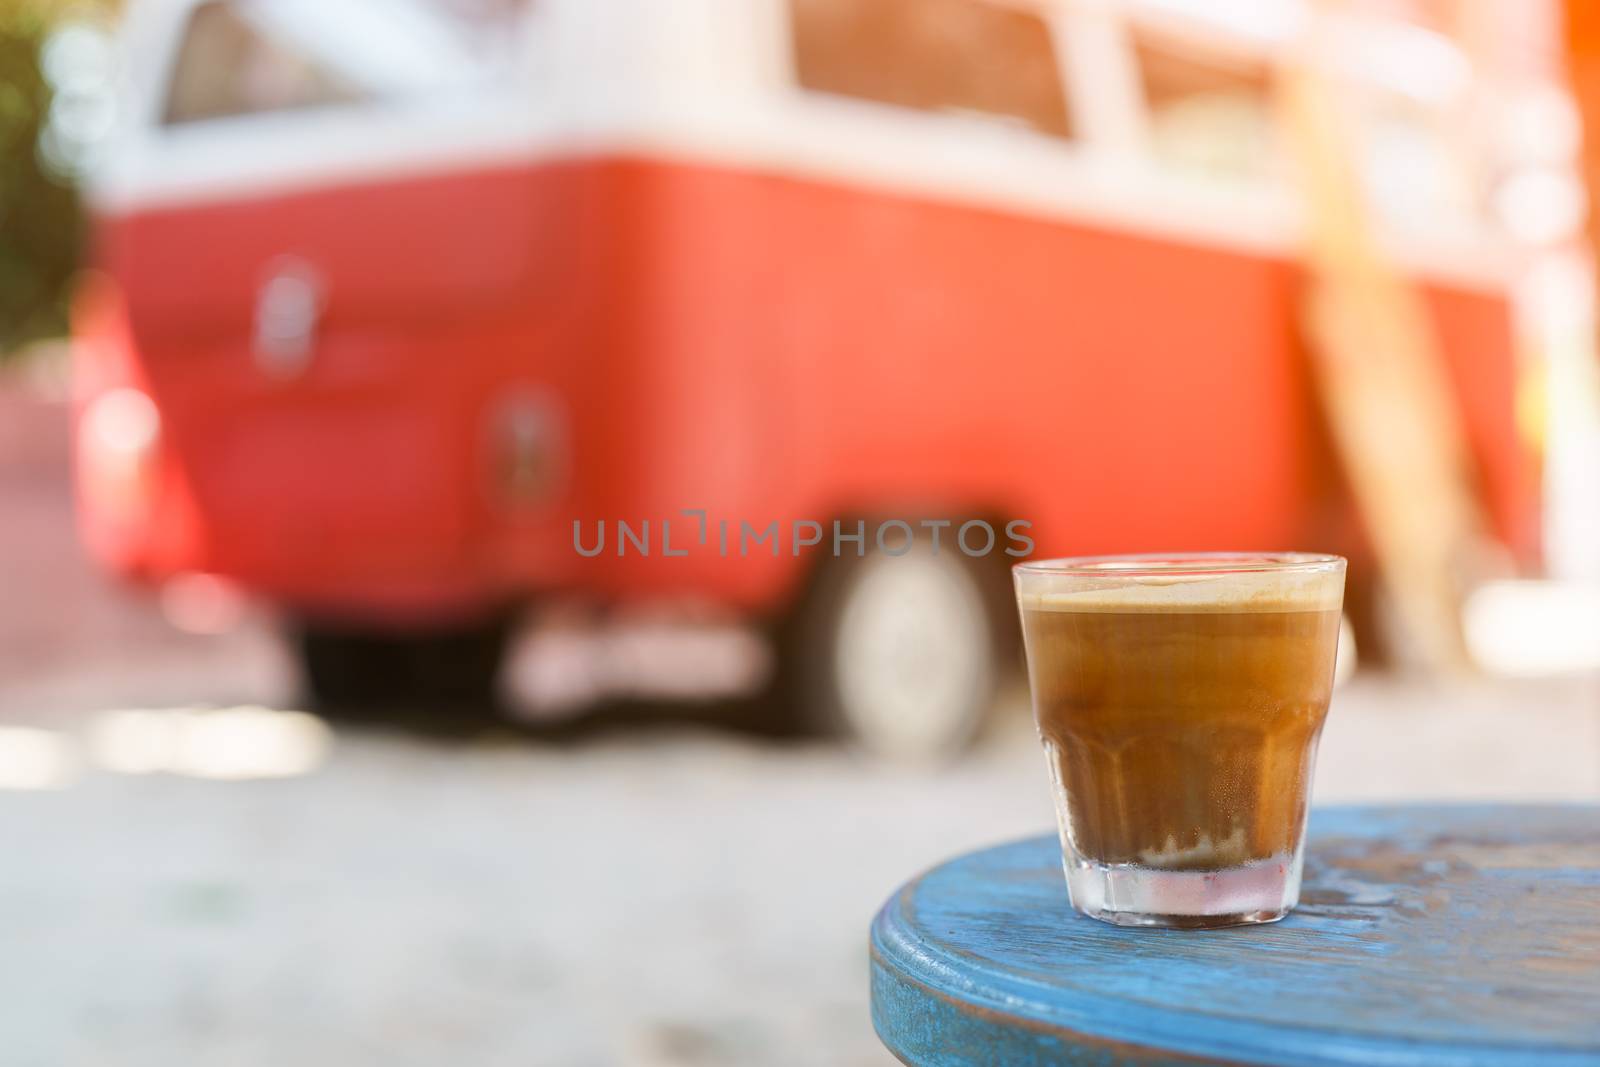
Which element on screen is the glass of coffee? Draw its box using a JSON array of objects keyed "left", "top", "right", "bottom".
[{"left": 1014, "top": 553, "right": 1346, "bottom": 929}]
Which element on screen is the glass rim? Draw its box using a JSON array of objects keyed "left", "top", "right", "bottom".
[{"left": 1013, "top": 552, "right": 1346, "bottom": 579}]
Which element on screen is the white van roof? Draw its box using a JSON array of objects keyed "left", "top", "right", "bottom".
[{"left": 98, "top": 0, "right": 1517, "bottom": 291}]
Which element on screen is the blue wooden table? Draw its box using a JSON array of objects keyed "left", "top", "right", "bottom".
[{"left": 871, "top": 805, "right": 1600, "bottom": 1066}]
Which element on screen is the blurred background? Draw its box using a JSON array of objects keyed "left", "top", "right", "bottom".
[{"left": 3, "top": 0, "right": 1599, "bottom": 1063}]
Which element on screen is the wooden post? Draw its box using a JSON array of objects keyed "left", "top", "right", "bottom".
[{"left": 1278, "top": 3, "right": 1488, "bottom": 671}]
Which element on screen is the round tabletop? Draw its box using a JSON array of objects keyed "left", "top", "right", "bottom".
[{"left": 871, "top": 805, "right": 1600, "bottom": 1066}]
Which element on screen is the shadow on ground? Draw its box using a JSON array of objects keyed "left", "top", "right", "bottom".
[{"left": 309, "top": 690, "right": 811, "bottom": 748}]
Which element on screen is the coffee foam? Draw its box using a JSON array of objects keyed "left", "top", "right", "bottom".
[{"left": 1018, "top": 572, "right": 1342, "bottom": 613}]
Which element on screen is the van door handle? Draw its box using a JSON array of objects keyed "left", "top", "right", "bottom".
[{"left": 254, "top": 257, "right": 325, "bottom": 380}]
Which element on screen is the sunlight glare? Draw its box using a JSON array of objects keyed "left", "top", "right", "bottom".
[{"left": 88, "top": 706, "right": 332, "bottom": 781}]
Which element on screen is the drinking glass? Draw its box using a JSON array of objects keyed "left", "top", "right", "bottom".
[{"left": 1014, "top": 553, "right": 1346, "bottom": 928}]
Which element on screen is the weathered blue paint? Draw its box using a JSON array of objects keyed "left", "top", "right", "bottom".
[{"left": 871, "top": 805, "right": 1600, "bottom": 1066}]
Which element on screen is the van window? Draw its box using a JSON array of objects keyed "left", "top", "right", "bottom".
[
  {"left": 163, "top": 0, "right": 526, "bottom": 127},
  {"left": 788, "top": 0, "right": 1073, "bottom": 140},
  {"left": 1135, "top": 36, "right": 1276, "bottom": 181},
  {"left": 1358, "top": 95, "right": 1475, "bottom": 229}
]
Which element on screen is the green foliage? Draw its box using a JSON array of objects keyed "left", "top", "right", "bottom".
[{"left": 0, "top": 5, "right": 91, "bottom": 358}]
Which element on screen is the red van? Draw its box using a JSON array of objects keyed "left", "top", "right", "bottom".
[{"left": 76, "top": 0, "right": 1535, "bottom": 756}]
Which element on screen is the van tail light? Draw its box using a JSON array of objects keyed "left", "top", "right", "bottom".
[
  {"left": 77, "top": 386, "right": 162, "bottom": 521},
  {"left": 71, "top": 273, "right": 172, "bottom": 567}
]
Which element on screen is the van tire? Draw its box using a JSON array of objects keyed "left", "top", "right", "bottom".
[
  {"left": 779, "top": 536, "right": 1015, "bottom": 763},
  {"left": 294, "top": 617, "right": 509, "bottom": 714}
]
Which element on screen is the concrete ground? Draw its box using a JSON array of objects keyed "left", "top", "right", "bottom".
[{"left": 3, "top": 382, "right": 1597, "bottom": 1066}]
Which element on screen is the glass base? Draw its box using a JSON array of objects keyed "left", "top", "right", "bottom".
[{"left": 1063, "top": 852, "right": 1299, "bottom": 929}]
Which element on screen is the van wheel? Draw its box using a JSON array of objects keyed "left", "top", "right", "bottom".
[
  {"left": 783, "top": 543, "right": 1012, "bottom": 762},
  {"left": 294, "top": 617, "right": 509, "bottom": 713}
]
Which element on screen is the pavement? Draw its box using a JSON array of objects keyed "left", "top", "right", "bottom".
[{"left": 2, "top": 380, "right": 1598, "bottom": 1066}]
